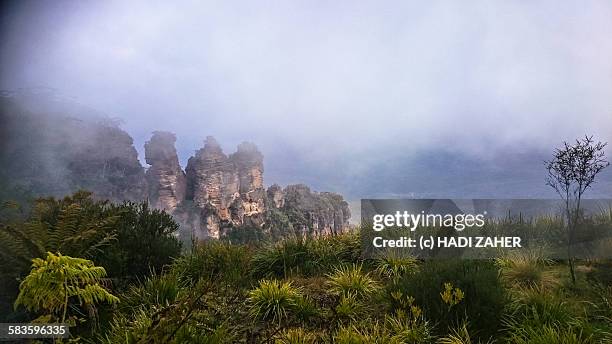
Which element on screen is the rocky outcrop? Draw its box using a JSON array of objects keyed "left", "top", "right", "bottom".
[
  {"left": 183, "top": 137, "right": 266, "bottom": 238},
  {"left": 177, "top": 138, "right": 350, "bottom": 239},
  {"left": 68, "top": 124, "right": 148, "bottom": 202},
  {"left": 144, "top": 131, "right": 186, "bottom": 212},
  {"left": 0, "top": 92, "right": 147, "bottom": 201},
  {"left": 269, "top": 184, "right": 350, "bottom": 236},
  {"left": 0, "top": 89, "right": 350, "bottom": 239},
  {"left": 229, "top": 142, "right": 266, "bottom": 228},
  {"left": 267, "top": 184, "right": 285, "bottom": 208}
]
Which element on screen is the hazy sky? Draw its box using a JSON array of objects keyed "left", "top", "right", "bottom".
[{"left": 1, "top": 0, "right": 612, "bottom": 194}]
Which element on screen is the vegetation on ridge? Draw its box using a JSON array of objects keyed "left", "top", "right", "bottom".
[{"left": 1, "top": 191, "right": 612, "bottom": 343}]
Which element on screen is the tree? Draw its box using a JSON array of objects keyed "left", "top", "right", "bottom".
[
  {"left": 14, "top": 252, "right": 118, "bottom": 325},
  {"left": 545, "top": 136, "right": 609, "bottom": 283},
  {"left": 94, "top": 201, "right": 181, "bottom": 278}
]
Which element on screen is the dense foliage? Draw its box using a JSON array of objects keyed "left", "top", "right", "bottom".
[
  {"left": 1, "top": 192, "right": 612, "bottom": 343},
  {"left": 0, "top": 191, "right": 181, "bottom": 324},
  {"left": 94, "top": 201, "right": 181, "bottom": 279}
]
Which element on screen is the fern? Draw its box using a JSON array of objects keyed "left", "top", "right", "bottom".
[
  {"left": 14, "top": 252, "right": 119, "bottom": 324},
  {"left": 0, "top": 191, "right": 119, "bottom": 277}
]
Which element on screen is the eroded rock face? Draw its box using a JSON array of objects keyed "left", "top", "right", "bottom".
[
  {"left": 144, "top": 131, "right": 186, "bottom": 212},
  {"left": 229, "top": 142, "right": 266, "bottom": 229},
  {"left": 270, "top": 184, "right": 350, "bottom": 236},
  {"left": 0, "top": 93, "right": 148, "bottom": 202},
  {"left": 0, "top": 90, "right": 351, "bottom": 240},
  {"left": 183, "top": 137, "right": 266, "bottom": 238},
  {"left": 319, "top": 192, "right": 351, "bottom": 235},
  {"left": 68, "top": 124, "right": 148, "bottom": 202},
  {"left": 267, "top": 184, "right": 285, "bottom": 208},
  {"left": 177, "top": 137, "right": 349, "bottom": 238}
]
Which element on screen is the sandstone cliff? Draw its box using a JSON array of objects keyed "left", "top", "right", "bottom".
[
  {"left": 0, "top": 91, "right": 147, "bottom": 201},
  {"left": 162, "top": 136, "right": 350, "bottom": 239},
  {"left": 268, "top": 184, "right": 350, "bottom": 236},
  {"left": 144, "top": 131, "right": 186, "bottom": 212},
  {"left": 0, "top": 91, "right": 351, "bottom": 240},
  {"left": 182, "top": 137, "right": 266, "bottom": 238}
]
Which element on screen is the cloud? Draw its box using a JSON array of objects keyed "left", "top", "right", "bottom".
[{"left": 1, "top": 0, "right": 612, "bottom": 185}]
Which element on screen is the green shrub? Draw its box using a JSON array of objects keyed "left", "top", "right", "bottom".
[
  {"left": 102, "top": 304, "right": 237, "bottom": 344},
  {"left": 0, "top": 193, "right": 180, "bottom": 322},
  {"left": 0, "top": 191, "right": 119, "bottom": 278},
  {"left": 94, "top": 201, "right": 181, "bottom": 279},
  {"left": 103, "top": 279, "right": 241, "bottom": 343},
  {"left": 390, "top": 260, "right": 507, "bottom": 339},
  {"left": 223, "top": 224, "right": 268, "bottom": 245},
  {"left": 308, "top": 234, "right": 361, "bottom": 271}
]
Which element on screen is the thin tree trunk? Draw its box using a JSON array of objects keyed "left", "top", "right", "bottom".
[{"left": 565, "top": 194, "right": 576, "bottom": 284}]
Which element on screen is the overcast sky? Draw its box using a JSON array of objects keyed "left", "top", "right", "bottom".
[{"left": 1, "top": 0, "right": 612, "bottom": 188}]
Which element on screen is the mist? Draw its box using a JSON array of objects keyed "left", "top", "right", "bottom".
[{"left": 2, "top": 0, "right": 612, "bottom": 199}]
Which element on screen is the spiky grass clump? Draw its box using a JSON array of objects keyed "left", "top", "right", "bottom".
[
  {"left": 247, "top": 279, "right": 305, "bottom": 325},
  {"left": 327, "top": 264, "right": 379, "bottom": 298},
  {"left": 120, "top": 272, "right": 184, "bottom": 311},
  {"left": 375, "top": 250, "right": 419, "bottom": 281},
  {"left": 501, "top": 286, "right": 612, "bottom": 343},
  {"left": 591, "top": 284, "right": 612, "bottom": 320},
  {"left": 333, "top": 322, "right": 389, "bottom": 344},
  {"left": 506, "top": 325, "right": 599, "bottom": 344},
  {"left": 335, "top": 292, "right": 364, "bottom": 321},
  {"left": 438, "top": 322, "right": 494, "bottom": 344},
  {"left": 496, "top": 251, "right": 555, "bottom": 288},
  {"left": 251, "top": 237, "right": 315, "bottom": 278},
  {"left": 333, "top": 315, "right": 434, "bottom": 344},
  {"left": 172, "top": 240, "right": 252, "bottom": 286},
  {"left": 100, "top": 307, "right": 153, "bottom": 344},
  {"left": 385, "top": 311, "right": 434, "bottom": 344},
  {"left": 308, "top": 234, "right": 361, "bottom": 271},
  {"left": 274, "top": 328, "right": 318, "bottom": 344},
  {"left": 251, "top": 234, "right": 363, "bottom": 279},
  {"left": 505, "top": 286, "right": 575, "bottom": 328}
]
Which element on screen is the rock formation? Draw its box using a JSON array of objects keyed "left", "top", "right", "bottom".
[
  {"left": 267, "top": 184, "right": 285, "bottom": 208},
  {"left": 172, "top": 137, "right": 350, "bottom": 239},
  {"left": 0, "top": 92, "right": 147, "bottom": 201},
  {"left": 269, "top": 184, "right": 350, "bottom": 236},
  {"left": 183, "top": 137, "right": 266, "bottom": 238},
  {"left": 229, "top": 142, "right": 266, "bottom": 227},
  {"left": 144, "top": 131, "right": 186, "bottom": 212},
  {"left": 0, "top": 90, "right": 351, "bottom": 240}
]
